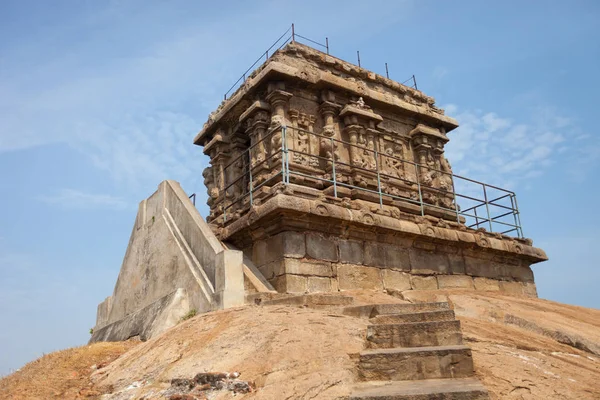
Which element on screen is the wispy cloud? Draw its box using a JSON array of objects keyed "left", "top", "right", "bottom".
[
  {"left": 444, "top": 105, "right": 595, "bottom": 188},
  {"left": 39, "top": 189, "right": 129, "bottom": 210},
  {"left": 0, "top": 0, "right": 416, "bottom": 193}
]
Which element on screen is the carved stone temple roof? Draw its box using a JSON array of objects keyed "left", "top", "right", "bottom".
[{"left": 193, "top": 42, "right": 458, "bottom": 148}]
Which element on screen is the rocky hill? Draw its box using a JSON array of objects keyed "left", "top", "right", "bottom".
[{"left": 1, "top": 290, "right": 599, "bottom": 399}]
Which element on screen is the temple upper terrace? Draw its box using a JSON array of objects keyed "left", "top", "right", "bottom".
[{"left": 194, "top": 26, "right": 527, "bottom": 241}]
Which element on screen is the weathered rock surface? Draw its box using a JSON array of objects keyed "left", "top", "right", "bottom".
[
  {"left": 349, "top": 378, "right": 490, "bottom": 400},
  {"left": 1, "top": 291, "right": 599, "bottom": 399}
]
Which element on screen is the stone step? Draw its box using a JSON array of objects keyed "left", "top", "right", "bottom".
[
  {"left": 344, "top": 302, "right": 450, "bottom": 319},
  {"left": 260, "top": 293, "right": 354, "bottom": 307},
  {"left": 367, "top": 320, "right": 463, "bottom": 349},
  {"left": 349, "top": 378, "right": 489, "bottom": 400},
  {"left": 358, "top": 345, "right": 474, "bottom": 381},
  {"left": 370, "top": 310, "right": 456, "bottom": 325}
]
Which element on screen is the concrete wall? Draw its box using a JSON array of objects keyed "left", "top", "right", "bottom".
[
  {"left": 93, "top": 180, "right": 249, "bottom": 342},
  {"left": 92, "top": 288, "right": 191, "bottom": 342},
  {"left": 163, "top": 182, "right": 223, "bottom": 285},
  {"left": 105, "top": 197, "right": 214, "bottom": 325}
]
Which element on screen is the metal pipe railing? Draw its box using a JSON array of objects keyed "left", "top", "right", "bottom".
[
  {"left": 223, "top": 25, "right": 329, "bottom": 101},
  {"left": 222, "top": 24, "right": 416, "bottom": 100},
  {"left": 219, "top": 125, "right": 524, "bottom": 238}
]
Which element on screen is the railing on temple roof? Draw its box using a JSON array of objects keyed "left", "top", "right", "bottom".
[{"left": 223, "top": 24, "right": 418, "bottom": 101}]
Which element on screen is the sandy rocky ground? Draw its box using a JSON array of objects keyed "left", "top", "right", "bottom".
[{"left": 1, "top": 290, "right": 599, "bottom": 400}]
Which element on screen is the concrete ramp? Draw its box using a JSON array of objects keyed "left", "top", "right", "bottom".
[{"left": 91, "top": 180, "right": 273, "bottom": 343}]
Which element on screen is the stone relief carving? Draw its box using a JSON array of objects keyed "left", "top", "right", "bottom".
[
  {"left": 382, "top": 142, "right": 405, "bottom": 178},
  {"left": 203, "top": 85, "right": 461, "bottom": 227},
  {"left": 289, "top": 109, "right": 317, "bottom": 166},
  {"left": 203, "top": 166, "right": 219, "bottom": 202}
]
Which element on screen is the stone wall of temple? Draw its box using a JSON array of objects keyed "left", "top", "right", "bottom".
[
  {"left": 195, "top": 41, "right": 547, "bottom": 296},
  {"left": 245, "top": 230, "right": 537, "bottom": 297},
  {"left": 198, "top": 43, "right": 460, "bottom": 228}
]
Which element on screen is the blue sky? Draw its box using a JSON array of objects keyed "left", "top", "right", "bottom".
[{"left": 1, "top": 0, "right": 599, "bottom": 375}]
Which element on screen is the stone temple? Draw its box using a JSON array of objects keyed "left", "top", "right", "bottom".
[{"left": 91, "top": 39, "right": 547, "bottom": 343}]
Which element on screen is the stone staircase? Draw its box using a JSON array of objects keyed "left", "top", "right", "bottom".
[{"left": 344, "top": 302, "right": 489, "bottom": 400}]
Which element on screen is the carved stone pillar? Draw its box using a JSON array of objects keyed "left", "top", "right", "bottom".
[
  {"left": 203, "top": 165, "right": 218, "bottom": 206},
  {"left": 318, "top": 100, "right": 342, "bottom": 170},
  {"left": 266, "top": 83, "right": 293, "bottom": 172},
  {"left": 203, "top": 129, "right": 230, "bottom": 225},
  {"left": 340, "top": 100, "right": 383, "bottom": 189},
  {"left": 364, "top": 127, "right": 377, "bottom": 170},
  {"left": 345, "top": 121, "right": 362, "bottom": 167},
  {"left": 266, "top": 83, "right": 292, "bottom": 128},
  {"left": 223, "top": 132, "right": 248, "bottom": 219},
  {"left": 409, "top": 124, "right": 451, "bottom": 207},
  {"left": 240, "top": 101, "right": 271, "bottom": 185}
]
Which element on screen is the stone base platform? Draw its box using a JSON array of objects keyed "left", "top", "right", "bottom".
[{"left": 219, "top": 185, "right": 547, "bottom": 298}]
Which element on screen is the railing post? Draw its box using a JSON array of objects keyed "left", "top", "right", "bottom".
[
  {"left": 509, "top": 194, "right": 518, "bottom": 237},
  {"left": 375, "top": 149, "right": 383, "bottom": 209},
  {"left": 291, "top": 23, "right": 295, "bottom": 42},
  {"left": 331, "top": 137, "right": 337, "bottom": 198},
  {"left": 281, "top": 126, "right": 286, "bottom": 184},
  {"left": 415, "top": 164, "right": 425, "bottom": 217},
  {"left": 285, "top": 128, "right": 290, "bottom": 184},
  {"left": 281, "top": 126, "right": 289, "bottom": 185},
  {"left": 249, "top": 158, "right": 253, "bottom": 206},
  {"left": 512, "top": 193, "right": 524, "bottom": 238},
  {"left": 482, "top": 184, "right": 493, "bottom": 232},
  {"left": 326, "top": 37, "right": 329, "bottom": 54},
  {"left": 450, "top": 175, "right": 460, "bottom": 224},
  {"left": 474, "top": 207, "right": 479, "bottom": 229}
]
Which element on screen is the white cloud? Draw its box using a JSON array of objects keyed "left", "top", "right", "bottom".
[
  {"left": 444, "top": 105, "right": 594, "bottom": 188},
  {"left": 70, "top": 111, "right": 206, "bottom": 191},
  {"left": 39, "top": 189, "right": 129, "bottom": 210},
  {"left": 0, "top": 0, "right": 416, "bottom": 193}
]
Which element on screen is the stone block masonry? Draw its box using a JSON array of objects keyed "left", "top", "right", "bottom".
[{"left": 245, "top": 229, "right": 542, "bottom": 296}]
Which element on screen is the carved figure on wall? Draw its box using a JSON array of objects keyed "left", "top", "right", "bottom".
[
  {"left": 271, "top": 131, "right": 282, "bottom": 157},
  {"left": 437, "top": 155, "right": 455, "bottom": 209},
  {"left": 225, "top": 158, "right": 245, "bottom": 202},
  {"left": 293, "top": 128, "right": 309, "bottom": 164},
  {"left": 361, "top": 132, "right": 376, "bottom": 170},
  {"left": 203, "top": 166, "right": 219, "bottom": 201},
  {"left": 383, "top": 143, "right": 405, "bottom": 178},
  {"left": 418, "top": 152, "right": 436, "bottom": 186},
  {"left": 438, "top": 156, "right": 454, "bottom": 192},
  {"left": 356, "top": 97, "right": 366, "bottom": 109},
  {"left": 288, "top": 109, "right": 317, "bottom": 167},
  {"left": 253, "top": 111, "right": 270, "bottom": 165},
  {"left": 321, "top": 136, "right": 339, "bottom": 165}
]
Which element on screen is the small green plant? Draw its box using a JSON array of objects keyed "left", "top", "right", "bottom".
[
  {"left": 89, "top": 328, "right": 94, "bottom": 335},
  {"left": 180, "top": 309, "right": 197, "bottom": 322},
  {"left": 151, "top": 215, "right": 155, "bottom": 224}
]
